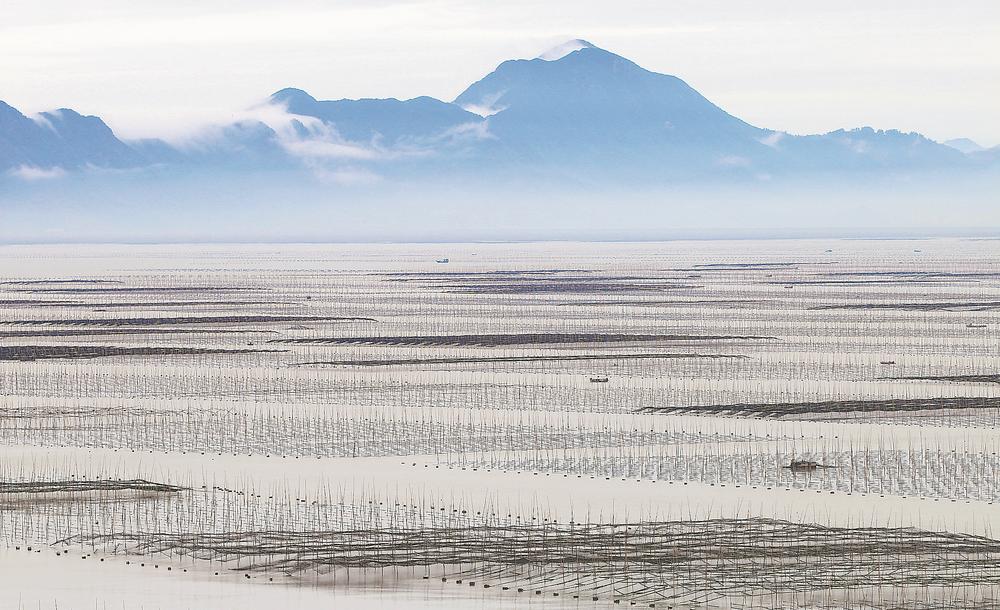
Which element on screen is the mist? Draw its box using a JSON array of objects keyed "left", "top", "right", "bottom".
[{"left": 2, "top": 166, "right": 997, "bottom": 243}]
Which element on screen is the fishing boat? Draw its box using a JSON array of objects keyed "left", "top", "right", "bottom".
[{"left": 783, "top": 460, "right": 835, "bottom": 472}]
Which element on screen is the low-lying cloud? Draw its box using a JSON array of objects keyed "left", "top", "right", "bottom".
[{"left": 8, "top": 165, "right": 67, "bottom": 181}]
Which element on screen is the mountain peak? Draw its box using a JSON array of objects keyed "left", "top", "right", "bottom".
[
  {"left": 537, "top": 39, "right": 597, "bottom": 61},
  {"left": 943, "top": 138, "right": 984, "bottom": 154},
  {"left": 270, "top": 87, "right": 317, "bottom": 114}
]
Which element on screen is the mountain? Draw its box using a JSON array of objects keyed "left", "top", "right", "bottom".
[
  {"left": 147, "top": 120, "right": 295, "bottom": 170},
  {"left": 454, "top": 41, "right": 767, "bottom": 175},
  {"left": 775, "top": 127, "right": 967, "bottom": 171},
  {"left": 264, "top": 41, "right": 968, "bottom": 180},
  {"left": 270, "top": 88, "right": 481, "bottom": 145},
  {"left": 943, "top": 138, "right": 985, "bottom": 154},
  {"left": 939, "top": 138, "right": 1000, "bottom": 166},
  {"left": 0, "top": 101, "right": 149, "bottom": 172},
  {"left": 0, "top": 100, "right": 291, "bottom": 174},
  {"left": 454, "top": 43, "right": 971, "bottom": 177},
  {"left": 942, "top": 138, "right": 986, "bottom": 154},
  {"left": 0, "top": 41, "right": 986, "bottom": 182}
]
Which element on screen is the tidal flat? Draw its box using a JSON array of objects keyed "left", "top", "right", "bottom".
[{"left": 2, "top": 239, "right": 999, "bottom": 609}]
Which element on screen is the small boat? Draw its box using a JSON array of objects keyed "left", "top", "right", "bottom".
[
  {"left": 783, "top": 460, "right": 835, "bottom": 472},
  {"left": 784, "top": 460, "right": 819, "bottom": 472},
  {"left": 435, "top": 258, "right": 449, "bottom": 264},
  {"left": 880, "top": 360, "right": 896, "bottom": 365},
  {"left": 967, "top": 323, "right": 987, "bottom": 329},
  {"left": 589, "top": 376, "right": 609, "bottom": 383}
]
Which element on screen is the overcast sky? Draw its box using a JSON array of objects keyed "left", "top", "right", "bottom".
[{"left": 3, "top": 0, "right": 998, "bottom": 145}]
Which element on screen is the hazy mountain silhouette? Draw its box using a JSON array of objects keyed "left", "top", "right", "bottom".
[
  {"left": 0, "top": 41, "right": 985, "bottom": 181},
  {"left": 454, "top": 42, "right": 768, "bottom": 177},
  {"left": 1, "top": 101, "right": 147, "bottom": 171},
  {"left": 943, "top": 138, "right": 985, "bottom": 154},
  {"left": 270, "top": 88, "right": 481, "bottom": 145}
]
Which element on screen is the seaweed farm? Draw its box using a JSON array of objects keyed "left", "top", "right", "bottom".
[{"left": 2, "top": 239, "right": 1000, "bottom": 609}]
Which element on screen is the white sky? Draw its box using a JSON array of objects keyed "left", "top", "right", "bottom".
[{"left": 2, "top": 0, "right": 998, "bottom": 145}]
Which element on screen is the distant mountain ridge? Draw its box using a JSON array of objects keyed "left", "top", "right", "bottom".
[
  {"left": 944, "top": 138, "right": 985, "bottom": 154},
  {"left": 1, "top": 41, "right": 993, "bottom": 181},
  {"left": 0, "top": 101, "right": 148, "bottom": 172},
  {"left": 271, "top": 88, "right": 481, "bottom": 144}
]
